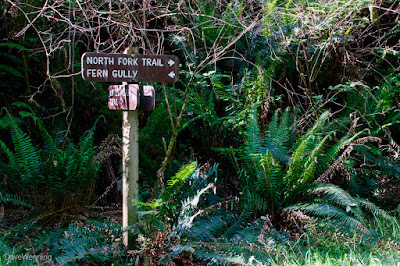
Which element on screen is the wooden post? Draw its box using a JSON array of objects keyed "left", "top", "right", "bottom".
[{"left": 122, "top": 47, "right": 139, "bottom": 249}]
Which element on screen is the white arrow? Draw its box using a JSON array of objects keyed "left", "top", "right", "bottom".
[
  {"left": 168, "top": 71, "right": 176, "bottom": 79},
  {"left": 168, "top": 59, "right": 175, "bottom": 66}
]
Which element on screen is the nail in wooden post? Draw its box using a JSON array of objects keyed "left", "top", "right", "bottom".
[{"left": 122, "top": 47, "right": 139, "bottom": 249}]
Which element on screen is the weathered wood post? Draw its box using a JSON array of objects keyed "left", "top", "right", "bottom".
[{"left": 122, "top": 47, "right": 139, "bottom": 249}]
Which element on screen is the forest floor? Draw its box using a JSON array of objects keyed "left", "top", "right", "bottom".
[{"left": 1, "top": 207, "right": 400, "bottom": 265}]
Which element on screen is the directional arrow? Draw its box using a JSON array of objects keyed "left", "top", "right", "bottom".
[
  {"left": 168, "top": 59, "right": 175, "bottom": 66},
  {"left": 168, "top": 71, "right": 176, "bottom": 79}
]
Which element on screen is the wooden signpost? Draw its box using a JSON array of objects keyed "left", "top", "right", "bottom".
[{"left": 81, "top": 49, "right": 179, "bottom": 249}]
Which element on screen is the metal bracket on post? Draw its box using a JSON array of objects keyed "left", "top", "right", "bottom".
[
  {"left": 125, "top": 85, "right": 130, "bottom": 111},
  {"left": 139, "top": 85, "right": 156, "bottom": 112}
]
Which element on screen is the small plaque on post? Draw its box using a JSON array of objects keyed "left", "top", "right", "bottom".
[{"left": 108, "top": 84, "right": 139, "bottom": 110}]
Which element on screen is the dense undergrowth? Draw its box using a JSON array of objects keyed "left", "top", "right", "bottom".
[{"left": 1, "top": 0, "right": 400, "bottom": 264}]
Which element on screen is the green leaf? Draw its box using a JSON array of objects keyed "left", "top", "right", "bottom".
[
  {"left": 0, "top": 42, "right": 32, "bottom": 51},
  {"left": 0, "top": 64, "right": 23, "bottom": 78}
]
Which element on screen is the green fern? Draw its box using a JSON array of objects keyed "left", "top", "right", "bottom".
[
  {"left": 137, "top": 162, "right": 219, "bottom": 229},
  {"left": 235, "top": 107, "right": 399, "bottom": 235},
  {"left": 0, "top": 42, "right": 32, "bottom": 51},
  {"left": 0, "top": 64, "right": 23, "bottom": 78},
  {"left": 286, "top": 183, "right": 399, "bottom": 235},
  {"left": 288, "top": 202, "right": 367, "bottom": 232},
  {"left": 0, "top": 43, "right": 31, "bottom": 80},
  {"left": 170, "top": 213, "right": 285, "bottom": 265},
  {"left": 167, "top": 161, "right": 198, "bottom": 187},
  {"left": 346, "top": 140, "right": 400, "bottom": 209},
  {"left": 0, "top": 110, "right": 41, "bottom": 184},
  {"left": 54, "top": 221, "right": 120, "bottom": 265},
  {"left": 0, "top": 104, "right": 103, "bottom": 222},
  {"left": 0, "top": 192, "right": 33, "bottom": 208}
]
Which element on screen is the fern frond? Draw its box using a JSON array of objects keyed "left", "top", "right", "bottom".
[
  {"left": 310, "top": 184, "right": 366, "bottom": 224},
  {"left": 17, "top": 104, "right": 59, "bottom": 157},
  {"left": 173, "top": 183, "right": 215, "bottom": 234},
  {"left": 5, "top": 112, "right": 41, "bottom": 181},
  {"left": 276, "top": 108, "right": 293, "bottom": 148},
  {"left": 317, "top": 136, "right": 382, "bottom": 182},
  {"left": 0, "top": 139, "right": 17, "bottom": 169},
  {"left": 0, "top": 192, "right": 33, "bottom": 208},
  {"left": 140, "top": 103, "right": 171, "bottom": 142},
  {"left": 287, "top": 203, "right": 368, "bottom": 233},
  {"left": 53, "top": 221, "right": 119, "bottom": 265},
  {"left": 311, "top": 184, "right": 356, "bottom": 207},
  {"left": 354, "top": 145, "right": 400, "bottom": 178},
  {"left": 143, "top": 163, "right": 218, "bottom": 228},
  {"left": 245, "top": 107, "right": 263, "bottom": 156},
  {"left": 285, "top": 134, "right": 315, "bottom": 187},
  {"left": 258, "top": 150, "right": 283, "bottom": 193},
  {"left": 168, "top": 161, "right": 198, "bottom": 187},
  {"left": 0, "top": 42, "right": 32, "bottom": 51},
  {"left": 263, "top": 108, "right": 294, "bottom": 163},
  {"left": 294, "top": 111, "right": 331, "bottom": 149},
  {"left": 357, "top": 198, "right": 400, "bottom": 234},
  {"left": 171, "top": 243, "right": 248, "bottom": 265},
  {"left": 190, "top": 215, "right": 233, "bottom": 241},
  {"left": 170, "top": 215, "right": 281, "bottom": 265},
  {"left": 170, "top": 245, "right": 195, "bottom": 259},
  {"left": 242, "top": 188, "right": 270, "bottom": 213},
  {"left": 265, "top": 108, "right": 281, "bottom": 141},
  {"left": 194, "top": 247, "right": 248, "bottom": 265}
]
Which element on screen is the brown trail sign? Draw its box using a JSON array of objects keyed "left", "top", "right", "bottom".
[{"left": 81, "top": 53, "right": 179, "bottom": 83}]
